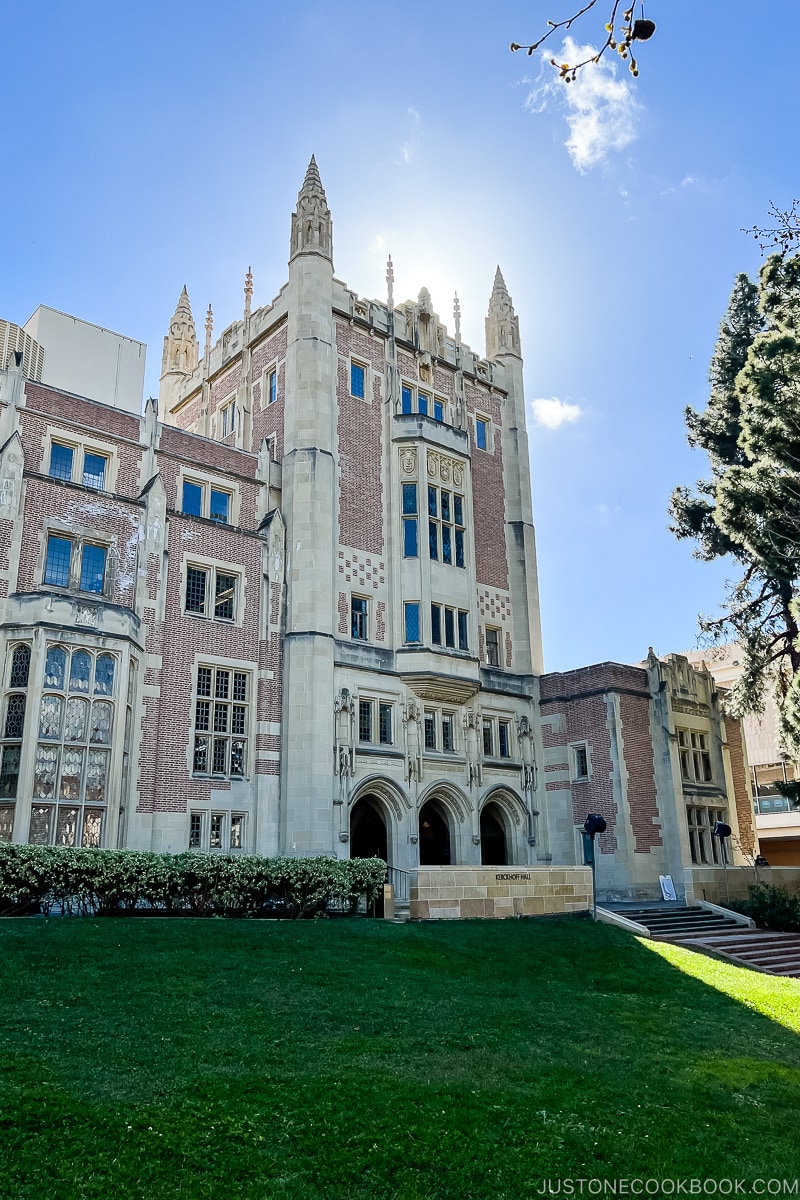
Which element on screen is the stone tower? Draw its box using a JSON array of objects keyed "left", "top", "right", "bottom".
[
  {"left": 486, "top": 267, "right": 543, "bottom": 674},
  {"left": 280, "top": 157, "right": 339, "bottom": 852},
  {"left": 159, "top": 286, "right": 199, "bottom": 413}
]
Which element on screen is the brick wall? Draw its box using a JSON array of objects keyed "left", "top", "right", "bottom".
[
  {"left": 618, "top": 692, "right": 663, "bottom": 853},
  {"left": 335, "top": 321, "right": 384, "bottom": 555},
  {"left": 725, "top": 712, "right": 756, "bottom": 853},
  {"left": 465, "top": 381, "right": 507, "bottom": 589},
  {"left": 24, "top": 383, "right": 140, "bottom": 441},
  {"left": 251, "top": 325, "right": 288, "bottom": 459}
]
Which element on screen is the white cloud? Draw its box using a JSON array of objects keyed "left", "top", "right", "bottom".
[
  {"left": 394, "top": 107, "right": 421, "bottom": 165},
  {"left": 368, "top": 233, "right": 386, "bottom": 254},
  {"left": 527, "top": 38, "right": 641, "bottom": 171},
  {"left": 531, "top": 396, "right": 583, "bottom": 429}
]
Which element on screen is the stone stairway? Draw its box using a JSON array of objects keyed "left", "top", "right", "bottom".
[
  {"left": 675, "top": 931, "right": 800, "bottom": 978},
  {"left": 616, "top": 904, "right": 800, "bottom": 978},
  {"left": 620, "top": 904, "right": 744, "bottom": 940}
]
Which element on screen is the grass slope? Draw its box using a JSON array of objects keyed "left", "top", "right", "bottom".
[{"left": 0, "top": 917, "right": 798, "bottom": 1199}]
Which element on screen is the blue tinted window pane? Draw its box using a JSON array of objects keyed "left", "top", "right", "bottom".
[
  {"left": 351, "top": 363, "right": 365, "bottom": 399},
  {"left": 442, "top": 524, "right": 452, "bottom": 565},
  {"left": 404, "top": 602, "right": 420, "bottom": 643},
  {"left": 401, "top": 386, "right": 413, "bottom": 414},
  {"left": 45, "top": 536, "right": 72, "bottom": 587},
  {"left": 428, "top": 486, "right": 437, "bottom": 517},
  {"left": 49, "top": 444, "right": 74, "bottom": 482},
  {"left": 476, "top": 419, "right": 488, "bottom": 451},
  {"left": 269, "top": 371, "right": 277, "bottom": 404},
  {"left": 210, "top": 490, "right": 229, "bottom": 524},
  {"left": 82, "top": 453, "right": 106, "bottom": 489},
  {"left": 80, "top": 545, "right": 107, "bottom": 594},
  {"left": 434, "top": 400, "right": 444, "bottom": 422},
  {"left": 445, "top": 608, "right": 455, "bottom": 648},
  {"left": 455, "top": 528, "right": 465, "bottom": 568},
  {"left": 431, "top": 605, "right": 441, "bottom": 645},
  {"left": 403, "top": 518, "right": 418, "bottom": 558},
  {"left": 454, "top": 495, "right": 463, "bottom": 526},
  {"left": 458, "top": 611, "right": 468, "bottom": 650},
  {"left": 441, "top": 492, "right": 450, "bottom": 522},
  {"left": 183, "top": 481, "right": 203, "bottom": 517},
  {"left": 417, "top": 392, "right": 429, "bottom": 415},
  {"left": 402, "top": 483, "right": 417, "bottom": 514},
  {"left": 429, "top": 521, "right": 438, "bottom": 560}
]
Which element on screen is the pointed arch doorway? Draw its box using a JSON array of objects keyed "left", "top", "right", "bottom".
[
  {"left": 480, "top": 803, "right": 509, "bottom": 866},
  {"left": 418, "top": 800, "right": 451, "bottom": 866},
  {"left": 350, "top": 796, "right": 388, "bottom": 862}
]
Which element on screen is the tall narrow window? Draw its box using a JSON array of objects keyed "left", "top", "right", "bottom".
[
  {"left": 482, "top": 719, "right": 494, "bottom": 757},
  {"left": 209, "top": 490, "right": 230, "bottom": 524},
  {"left": 444, "top": 608, "right": 455, "bottom": 649},
  {"left": 428, "top": 486, "right": 465, "bottom": 569},
  {"left": 476, "top": 418, "right": 488, "bottom": 451},
  {"left": 351, "top": 363, "right": 365, "bottom": 399},
  {"left": 485, "top": 627, "right": 500, "bottom": 667},
  {"left": 351, "top": 596, "right": 368, "bottom": 640},
  {"left": 268, "top": 369, "right": 277, "bottom": 405},
  {"left": 401, "top": 385, "right": 413, "bottom": 414},
  {"left": 417, "top": 391, "right": 429, "bottom": 416},
  {"left": 402, "top": 483, "right": 418, "bottom": 558},
  {"left": 182, "top": 481, "right": 203, "bottom": 517},
  {"left": 499, "top": 721, "right": 511, "bottom": 758},
  {"left": 431, "top": 604, "right": 442, "bottom": 646},
  {"left": 49, "top": 444, "right": 74, "bottom": 482},
  {"left": 424, "top": 711, "right": 436, "bottom": 751},
  {"left": 434, "top": 399, "right": 444, "bottom": 422},
  {"left": 79, "top": 545, "right": 107, "bottom": 594},
  {"left": 442, "top": 713, "right": 454, "bottom": 753},
  {"left": 379, "top": 703, "right": 392, "bottom": 745},
  {"left": 404, "top": 602, "right": 420, "bottom": 643},
  {"left": 82, "top": 453, "right": 107, "bottom": 490},
  {"left": 44, "top": 536, "right": 72, "bottom": 588},
  {"left": 458, "top": 610, "right": 469, "bottom": 651},
  {"left": 359, "top": 700, "right": 373, "bottom": 743}
]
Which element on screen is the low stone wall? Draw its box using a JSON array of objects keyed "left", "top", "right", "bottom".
[
  {"left": 410, "top": 866, "right": 593, "bottom": 920},
  {"left": 684, "top": 866, "right": 800, "bottom": 906}
]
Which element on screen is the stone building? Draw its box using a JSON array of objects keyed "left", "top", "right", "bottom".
[{"left": 0, "top": 158, "right": 756, "bottom": 903}]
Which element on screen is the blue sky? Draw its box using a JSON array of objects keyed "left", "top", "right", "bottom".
[{"left": 2, "top": 1, "right": 798, "bottom": 673}]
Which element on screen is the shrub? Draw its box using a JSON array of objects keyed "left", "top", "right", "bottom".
[
  {"left": 730, "top": 882, "right": 800, "bottom": 932},
  {"left": 0, "top": 845, "right": 386, "bottom": 920}
]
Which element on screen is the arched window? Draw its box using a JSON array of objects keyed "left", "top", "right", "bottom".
[
  {"left": 30, "top": 646, "right": 117, "bottom": 848},
  {"left": 0, "top": 642, "right": 33, "bottom": 833}
]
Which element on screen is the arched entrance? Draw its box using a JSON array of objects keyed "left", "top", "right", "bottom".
[
  {"left": 419, "top": 800, "right": 451, "bottom": 865},
  {"left": 350, "top": 796, "right": 388, "bottom": 862},
  {"left": 480, "top": 803, "right": 508, "bottom": 866}
]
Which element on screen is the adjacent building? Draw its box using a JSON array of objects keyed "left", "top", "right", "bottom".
[{"left": 0, "top": 159, "right": 757, "bottom": 902}]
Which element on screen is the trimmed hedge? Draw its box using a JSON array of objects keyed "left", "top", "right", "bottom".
[{"left": 0, "top": 845, "right": 386, "bottom": 919}]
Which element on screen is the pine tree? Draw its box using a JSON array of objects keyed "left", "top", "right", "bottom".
[{"left": 670, "top": 256, "right": 800, "bottom": 753}]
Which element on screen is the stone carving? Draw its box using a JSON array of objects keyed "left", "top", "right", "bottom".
[
  {"left": 427, "top": 450, "right": 464, "bottom": 489},
  {"left": 517, "top": 715, "right": 537, "bottom": 795},
  {"left": 75, "top": 606, "right": 98, "bottom": 628},
  {"left": 463, "top": 708, "right": 483, "bottom": 789},
  {"left": 403, "top": 700, "right": 422, "bottom": 785},
  {"left": 400, "top": 447, "right": 417, "bottom": 477},
  {"left": 333, "top": 689, "right": 355, "bottom": 796}
]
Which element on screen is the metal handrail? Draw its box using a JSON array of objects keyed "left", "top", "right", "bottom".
[{"left": 385, "top": 864, "right": 411, "bottom": 902}]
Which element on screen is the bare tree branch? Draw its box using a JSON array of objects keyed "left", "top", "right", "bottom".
[{"left": 510, "top": 1, "right": 655, "bottom": 79}]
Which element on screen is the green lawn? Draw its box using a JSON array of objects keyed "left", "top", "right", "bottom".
[{"left": 1, "top": 917, "right": 799, "bottom": 1199}]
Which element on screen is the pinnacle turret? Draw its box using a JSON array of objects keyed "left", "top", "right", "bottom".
[
  {"left": 159, "top": 286, "right": 199, "bottom": 411},
  {"left": 485, "top": 266, "right": 521, "bottom": 359},
  {"left": 290, "top": 155, "right": 333, "bottom": 263}
]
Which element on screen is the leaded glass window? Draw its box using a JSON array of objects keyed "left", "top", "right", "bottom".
[
  {"left": 0, "top": 804, "right": 14, "bottom": 842},
  {"left": 28, "top": 647, "right": 116, "bottom": 845},
  {"left": 10, "top": 645, "right": 30, "bottom": 688},
  {"left": 4, "top": 694, "right": 25, "bottom": 740},
  {"left": 193, "top": 666, "right": 249, "bottom": 778}
]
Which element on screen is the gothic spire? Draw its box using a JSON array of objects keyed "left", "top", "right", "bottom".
[
  {"left": 290, "top": 155, "right": 333, "bottom": 264},
  {"left": 485, "top": 265, "right": 521, "bottom": 359},
  {"left": 159, "top": 286, "right": 200, "bottom": 411}
]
